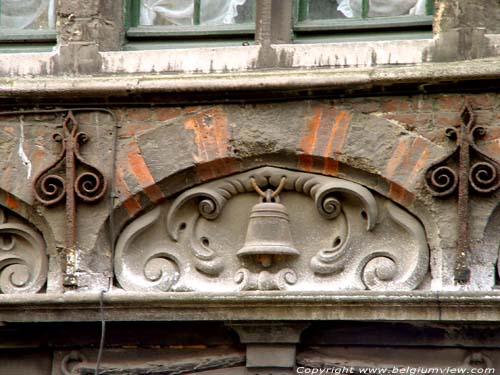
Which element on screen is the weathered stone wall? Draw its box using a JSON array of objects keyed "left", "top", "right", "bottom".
[
  {"left": 0, "top": 93, "right": 498, "bottom": 294},
  {"left": 0, "top": 1, "right": 499, "bottom": 374}
]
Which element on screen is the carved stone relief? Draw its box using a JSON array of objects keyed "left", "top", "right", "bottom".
[
  {"left": 53, "top": 349, "right": 245, "bottom": 375},
  {"left": 0, "top": 207, "right": 47, "bottom": 294},
  {"left": 297, "top": 348, "right": 495, "bottom": 372},
  {"left": 114, "top": 167, "right": 429, "bottom": 292}
]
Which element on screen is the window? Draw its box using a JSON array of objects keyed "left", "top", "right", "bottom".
[
  {"left": 0, "top": 0, "right": 56, "bottom": 52},
  {"left": 125, "top": 0, "right": 257, "bottom": 50},
  {"left": 294, "top": 0, "right": 435, "bottom": 43},
  {"left": 124, "top": 0, "right": 435, "bottom": 50}
]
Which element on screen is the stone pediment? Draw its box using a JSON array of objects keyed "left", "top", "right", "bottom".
[{"left": 114, "top": 167, "right": 429, "bottom": 292}]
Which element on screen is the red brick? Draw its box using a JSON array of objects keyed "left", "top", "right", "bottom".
[
  {"left": 417, "top": 128, "right": 443, "bottom": 143},
  {"left": 483, "top": 141, "right": 500, "bottom": 157},
  {"left": 413, "top": 113, "right": 432, "bottom": 128},
  {"left": 382, "top": 98, "right": 411, "bottom": 112},
  {"left": 466, "top": 94, "right": 494, "bottom": 110},
  {"left": 126, "top": 108, "right": 152, "bottom": 122},
  {"left": 184, "top": 107, "right": 235, "bottom": 181},
  {"left": 6, "top": 193, "right": 19, "bottom": 211},
  {"left": 183, "top": 106, "right": 202, "bottom": 113},
  {"left": 119, "top": 122, "right": 154, "bottom": 138},
  {"left": 2, "top": 126, "right": 15, "bottom": 136},
  {"left": 127, "top": 142, "right": 165, "bottom": 203},
  {"left": 436, "top": 95, "right": 463, "bottom": 111},
  {"left": 350, "top": 98, "right": 381, "bottom": 113},
  {"left": 435, "top": 112, "right": 461, "bottom": 128},
  {"left": 388, "top": 182, "right": 415, "bottom": 207},
  {"left": 114, "top": 108, "right": 127, "bottom": 122},
  {"left": 482, "top": 126, "right": 500, "bottom": 141},
  {"left": 383, "top": 113, "right": 417, "bottom": 127},
  {"left": 411, "top": 96, "right": 433, "bottom": 112},
  {"left": 76, "top": 112, "right": 93, "bottom": 123},
  {"left": 298, "top": 106, "right": 350, "bottom": 175},
  {"left": 154, "top": 107, "right": 182, "bottom": 121},
  {"left": 473, "top": 110, "right": 494, "bottom": 126}
]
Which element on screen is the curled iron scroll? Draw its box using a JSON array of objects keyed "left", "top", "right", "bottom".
[
  {"left": 33, "top": 111, "right": 108, "bottom": 206},
  {"left": 425, "top": 105, "right": 500, "bottom": 197}
]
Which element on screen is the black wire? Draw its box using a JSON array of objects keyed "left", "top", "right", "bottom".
[{"left": 95, "top": 290, "right": 106, "bottom": 375}]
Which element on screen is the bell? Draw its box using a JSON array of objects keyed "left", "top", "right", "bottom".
[{"left": 237, "top": 200, "right": 299, "bottom": 267}]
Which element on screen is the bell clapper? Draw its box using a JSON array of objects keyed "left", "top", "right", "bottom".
[{"left": 257, "top": 254, "right": 273, "bottom": 268}]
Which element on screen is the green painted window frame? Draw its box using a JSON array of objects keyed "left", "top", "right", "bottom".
[
  {"left": 293, "top": 0, "right": 435, "bottom": 43},
  {"left": 125, "top": 0, "right": 256, "bottom": 49},
  {"left": 124, "top": 0, "right": 435, "bottom": 49},
  {"left": 0, "top": 2, "right": 56, "bottom": 53}
]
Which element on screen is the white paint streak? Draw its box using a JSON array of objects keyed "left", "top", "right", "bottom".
[
  {"left": 0, "top": 52, "right": 54, "bottom": 76},
  {"left": 100, "top": 40, "right": 432, "bottom": 75},
  {"left": 18, "top": 117, "right": 32, "bottom": 179},
  {"left": 274, "top": 39, "right": 432, "bottom": 68},
  {"left": 101, "top": 45, "right": 260, "bottom": 74}
]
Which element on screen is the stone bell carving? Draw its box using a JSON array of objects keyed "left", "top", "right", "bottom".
[{"left": 237, "top": 177, "right": 299, "bottom": 268}]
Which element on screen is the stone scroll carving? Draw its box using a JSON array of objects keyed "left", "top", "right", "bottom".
[
  {"left": 114, "top": 167, "right": 429, "bottom": 292},
  {"left": 0, "top": 207, "right": 47, "bottom": 294}
]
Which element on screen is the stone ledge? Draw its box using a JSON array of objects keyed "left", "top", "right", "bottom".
[
  {"left": 1, "top": 291, "right": 500, "bottom": 322},
  {"left": 0, "top": 57, "right": 498, "bottom": 105}
]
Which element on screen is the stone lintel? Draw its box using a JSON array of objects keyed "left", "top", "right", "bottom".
[{"left": 1, "top": 292, "right": 500, "bottom": 322}]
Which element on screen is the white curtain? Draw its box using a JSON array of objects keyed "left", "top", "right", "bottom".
[
  {"left": 1, "top": 0, "right": 55, "bottom": 29},
  {"left": 337, "top": 0, "right": 427, "bottom": 18},
  {"left": 140, "top": 0, "right": 248, "bottom": 26}
]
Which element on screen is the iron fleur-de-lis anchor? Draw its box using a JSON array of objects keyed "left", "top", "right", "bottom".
[
  {"left": 33, "top": 111, "right": 108, "bottom": 286},
  {"left": 425, "top": 102, "right": 500, "bottom": 283}
]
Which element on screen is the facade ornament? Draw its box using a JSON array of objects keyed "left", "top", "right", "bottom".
[
  {"left": 60, "top": 351, "right": 88, "bottom": 375},
  {"left": 425, "top": 102, "right": 500, "bottom": 283},
  {"left": 0, "top": 207, "right": 47, "bottom": 294},
  {"left": 56, "top": 349, "right": 245, "bottom": 374},
  {"left": 236, "top": 176, "right": 299, "bottom": 290},
  {"left": 33, "top": 111, "right": 108, "bottom": 286},
  {"left": 115, "top": 167, "right": 429, "bottom": 292},
  {"left": 462, "top": 352, "right": 493, "bottom": 370}
]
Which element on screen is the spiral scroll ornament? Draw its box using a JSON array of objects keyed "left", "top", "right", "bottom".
[
  {"left": 33, "top": 111, "right": 108, "bottom": 286},
  {"left": 425, "top": 105, "right": 500, "bottom": 197},
  {"left": 424, "top": 103, "right": 500, "bottom": 283},
  {"left": 0, "top": 208, "right": 48, "bottom": 294},
  {"left": 34, "top": 112, "right": 107, "bottom": 206}
]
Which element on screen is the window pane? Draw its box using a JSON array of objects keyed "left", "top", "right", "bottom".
[
  {"left": 300, "top": 0, "right": 429, "bottom": 20},
  {"left": 139, "top": 0, "right": 255, "bottom": 26},
  {"left": 0, "top": 0, "right": 56, "bottom": 29}
]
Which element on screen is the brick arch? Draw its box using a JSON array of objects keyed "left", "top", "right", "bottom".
[
  {"left": 111, "top": 103, "right": 445, "bottom": 226},
  {"left": 0, "top": 187, "right": 53, "bottom": 242}
]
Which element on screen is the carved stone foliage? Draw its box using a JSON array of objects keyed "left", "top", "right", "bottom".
[
  {"left": 54, "top": 349, "right": 244, "bottom": 375},
  {"left": 0, "top": 207, "right": 47, "bottom": 294},
  {"left": 114, "top": 167, "right": 429, "bottom": 292}
]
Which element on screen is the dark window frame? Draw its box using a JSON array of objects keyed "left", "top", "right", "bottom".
[
  {"left": 124, "top": 0, "right": 257, "bottom": 49},
  {"left": 293, "top": 0, "right": 435, "bottom": 43},
  {"left": 124, "top": 0, "right": 435, "bottom": 49},
  {"left": 0, "top": 2, "right": 56, "bottom": 53}
]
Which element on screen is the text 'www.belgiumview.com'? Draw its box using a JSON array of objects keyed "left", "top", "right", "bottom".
[{"left": 296, "top": 367, "right": 496, "bottom": 374}]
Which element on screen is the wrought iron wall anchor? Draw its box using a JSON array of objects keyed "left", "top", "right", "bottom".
[
  {"left": 34, "top": 111, "right": 108, "bottom": 286},
  {"left": 425, "top": 103, "right": 500, "bottom": 283}
]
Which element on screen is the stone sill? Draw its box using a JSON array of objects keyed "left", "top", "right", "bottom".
[
  {"left": 0, "top": 57, "right": 499, "bottom": 105},
  {"left": 1, "top": 291, "right": 500, "bottom": 323}
]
